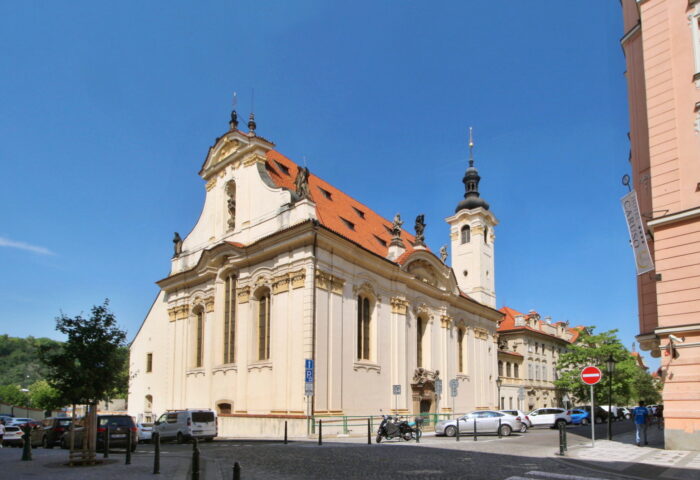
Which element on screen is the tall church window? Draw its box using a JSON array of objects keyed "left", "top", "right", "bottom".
[
  {"left": 484, "top": 226, "right": 489, "bottom": 244},
  {"left": 457, "top": 328, "right": 465, "bottom": 372},
  {"left": 195, "top": 309, "right": 204, "bottom": 368},
  {"left": 224, "top": 275, "right": 236, "bottom": 364},
  {"left": 146, "top": 353, "right": 153, "bottom": 373},
  {"left": 514, "top": 363, "right": 519, "bottom": 378},
  {"left": 460, "top": 225, "right": 471, "bottom": 244},
  {"left": 257, "top": 289, "right": 271, "bottom": 361},
  {"left": 417, "top": 316, "right": 426, "bottom": 367},
  {"left": 357, "top": 296, "right": 371, "bottom": 360},
  {"left": 506, "top": 362, "right": 512, "bottom": 377},
  {"left": 498, "top": 360, "right": 503, "bottom": 377}
]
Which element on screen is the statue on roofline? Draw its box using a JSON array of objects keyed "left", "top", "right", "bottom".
[
  {"left": 295, "top": 166, "right": 311, "bottom": 200},
  {"left": 173, "top": 232, "right": 183, "bottom": 258}
]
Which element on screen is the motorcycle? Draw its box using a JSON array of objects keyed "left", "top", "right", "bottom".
[{"left": 375, "top": 415, "right": 422, "bottom": 443}]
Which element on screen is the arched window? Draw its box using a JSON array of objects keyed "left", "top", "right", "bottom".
[
  {"left": 257, "top": 289, "right": 271, "bottom": 361},
  {"left": 357, "top": 295, "right": 371, "bottom": 360},
  {"left": 514, "top": 363, "right": 519, "bottom": 378},
  {"left": 223, "top": 274, "right": 236, "bottom": 364},
  {"left": 195, "top": 309, "right": 204, "bottom": 368},
  {"left": 460, "top": 225, "right": 471, "bottom": 244},
  {"left": 506, "top": 362, "right": 512, "bottom": 378},
  {"left": 417, "top": 316, "right": 426, "bottom": 367},
  {"left": 457, "top": 328, "right": 465, "bottom": 373},
  {"left": 498, "top": 360, "right": 503, "bottom": 377},
  {"left": 484, "top": 225, "right": 489, "bottom": 244},
  {"left": 217, "top": 402, "right": 232, "bottom": 415}
]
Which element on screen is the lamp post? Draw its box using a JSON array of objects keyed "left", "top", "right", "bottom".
[
  {"left": 606, "top": 354, "right": 616, "bottom": 440},
  {"left": 496, "top": 377, "right": 503, "bottom": 410}
]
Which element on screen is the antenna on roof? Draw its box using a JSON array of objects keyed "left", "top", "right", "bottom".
[
  {"left": 468, "top": 126, "right": 475, "bottom": 167},
  {"left": 303, "top": 155, "right": 307, "bottom": 167}
]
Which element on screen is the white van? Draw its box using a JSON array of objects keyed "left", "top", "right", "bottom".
[{"left": 153, "top": 409, "right": 217, "bottom": 443}]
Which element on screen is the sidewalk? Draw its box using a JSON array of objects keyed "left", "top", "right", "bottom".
[
  {"left": 0, "top": 446, "right": 191, "bottom": 479},
  {"left": 562, "top": 425, "right": 700, "bottom": 480}
]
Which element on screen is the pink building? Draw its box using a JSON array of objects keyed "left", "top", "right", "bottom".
[{"left": 621, "top": 0, "right": 700, "bottom": 450}]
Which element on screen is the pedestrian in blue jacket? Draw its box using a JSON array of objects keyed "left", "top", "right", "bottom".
[{"left": 633, "top": 400, "right": 650, "bottom": 446}]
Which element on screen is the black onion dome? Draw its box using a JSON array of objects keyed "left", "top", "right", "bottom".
[{"left": 455, "top": 165, "right": 489, "bottom": 213}]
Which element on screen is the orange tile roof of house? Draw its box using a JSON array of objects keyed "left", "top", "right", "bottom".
[
  {"left": 498, "top": 306, "right": 581, "bottom": 343},
  {"left": 265, "top": 150, "right": 426, "bottom": 260}
]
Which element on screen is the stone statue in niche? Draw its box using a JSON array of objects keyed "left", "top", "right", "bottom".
[
  {"left": 440, "top": 245, "right": 448, "bottom": 263},
  {"left": 414, "top": 214, "right": 426, "bottom": 246},
  {"left": 173, "top": 232, "right": 183, "bottom": 258},
  {"left": 226, "top": 180, "right": 236, "bottom": 230},
  {"left": 294, "top": 166, "right": 311, "bottom": 200}
]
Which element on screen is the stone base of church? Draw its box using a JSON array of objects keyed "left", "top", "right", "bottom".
[{"left": 218, "top": 415, "right": 309, "bottom": 438}]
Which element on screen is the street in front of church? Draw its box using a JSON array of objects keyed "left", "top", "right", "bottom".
[{"left": 3, "top": 422, "right": 699, "bottom": 479}]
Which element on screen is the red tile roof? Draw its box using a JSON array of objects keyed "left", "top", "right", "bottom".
[
  {"left": 265, "top": 150, "right": 426, "bottom": 260},
  {"left": 498, "top": 306, "right": 581, "bottom": 343}
]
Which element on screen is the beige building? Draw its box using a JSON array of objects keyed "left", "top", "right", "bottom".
[
  {"left": 496, "top": 307, "right": 580, "bottom": 412},
  {"left": 127, "top": 112, "right": 504, "bottom": 436},
  {"left": 621, "top": 0, "right": 700, "bottom": 449}
]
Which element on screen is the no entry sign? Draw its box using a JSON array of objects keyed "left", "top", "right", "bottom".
[{"left": 581, "top": 366, "right": 603, "bottom": 385}]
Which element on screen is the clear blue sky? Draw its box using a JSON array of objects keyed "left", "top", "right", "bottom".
[{"left": 0, "top": 2, "right": 655, "bottom": 369}]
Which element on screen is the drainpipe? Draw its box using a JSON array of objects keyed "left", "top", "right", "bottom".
[{"left": 311, "top": 221, "right": 319, "bottom": 418}]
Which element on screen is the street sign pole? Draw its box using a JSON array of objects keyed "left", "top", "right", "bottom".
[{"left": 591, "top": 384, "right": 595, "bottom": 447}]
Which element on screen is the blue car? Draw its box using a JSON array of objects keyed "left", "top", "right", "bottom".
[{"left": 570, "top": 409, "right": 591, "bottom": 425}]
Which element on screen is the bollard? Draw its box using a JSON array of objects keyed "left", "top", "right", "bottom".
[
  {"left": 367, "top": 418, "right": 371, "bottom": 444},
  {"left": 563, "top": 422, "right": 568, "bottom": 452},
  {"left": 126, "top": 428, "right": 132, "bottom": 465},
  {"left": 192, "top": 437, "right": 200, "bottom": 480},
  {"left": 153, "top": 432, "right": 161, "bottom": 474},
  {"left": 104, "top": 426, "right": 110, "bottom": 458},
  {"left": 284, "top": 421, "right": 288, "bottom": 445},
  {"left": 318, "top": 420, "right": 322, "bottom": 446},
  {"left": 498, "top": 418, "right": 502, "bottom": 439},
  {"left": 557, "top": 421, "right": 566, "bottom": 456},
  {"left": 21, "top": 424, "right": 32, "bottom": 461},
  {"left": 456, "top": 418, "right": 460, "bottom": 442},
  {"left": 233, "top": 461, "right": 241, "bottom": 480},
  {"left": 473, "top": 418, "right": 477, "bottom": 442}
]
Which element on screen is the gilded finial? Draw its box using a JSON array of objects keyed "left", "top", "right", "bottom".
[{"left": 468, "top": 127, "right": 474, "bottom": 167}]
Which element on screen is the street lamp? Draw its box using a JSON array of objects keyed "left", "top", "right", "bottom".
[
  {"left": 606, "top": 354, "right": 616, "bottom": 440},
  {"left": 496, "top": 377, "right": 503, "bottom": 410}
]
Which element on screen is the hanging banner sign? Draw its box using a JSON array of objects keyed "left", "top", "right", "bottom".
[{"left": 621, "top": 190, "right": 654, "bottom": 275}]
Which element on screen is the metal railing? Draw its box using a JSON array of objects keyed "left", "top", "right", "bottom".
[{"left": 307, "top": 413, "right": 460, "bottom": 435}]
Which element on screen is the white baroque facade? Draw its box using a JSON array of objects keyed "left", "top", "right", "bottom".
[{"left": 128, "top": 113, "right": 503, "bottom": 436}]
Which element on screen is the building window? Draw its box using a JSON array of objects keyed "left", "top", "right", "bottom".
[
  {"left": 417, "top": 316, "right": 427, "bottom": 367},
  {"left": 195, "top": 310, "right": 204, "bottom": 368},
  {"left": 691, "top": 5, "right": 700, "bottom": 81},
  {"left": 257, "top": 290, "right": 271, "bottom": 361},
  {"left": 146, "top": 353, "right": 153, "bottom": 373},
  {"left": 528, "top": 341, "right": 533, "bottom": 353},
  {"left": 506, "top": 362, "right": 511, "bottom": 378},
  {"left": 498, "top": 360, "right": 503, "bottom": 377},
  {"left": 528, "top": 363, "right": 533, "bottom": 380},
  {"left": 460, "top": 225, "right": 471, "bottom": 244},
  {"left": 457, "top": 328, "right": 465, "bottom": 372},
  {"left": 217, "top": 402, "right": 232, "bottom": 415},
  {"left": 357, "top": 296, "right": 371, "bottom": 360},
  {"left": 514, "top": 364, "right": 519, "bottom": 378},
  {"left": 535, "top": 364, "right": 540, "bottom": 381},
  {"left": 484, "top": 226, "right": 488, "bottom": 244},
  {"left": 224, "top": 275, "right": 236, "bottom": 364},
  {"left": 553, "top": 366, "right": 558, "bottom": 381}
]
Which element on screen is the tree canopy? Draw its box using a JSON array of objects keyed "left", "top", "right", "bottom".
[
  {"left": 554, "top": 328, "right": 661, "bottom": 406},
  {"left": 39, "top": 300, "right": 128, "bottom": 406},
  {"left": 0, "top": 334, "right": 62, "bottom": 387}
]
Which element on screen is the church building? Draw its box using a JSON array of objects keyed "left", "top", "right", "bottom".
[{"left": 128, "top": 110, "right": 503, "bottom": 436}]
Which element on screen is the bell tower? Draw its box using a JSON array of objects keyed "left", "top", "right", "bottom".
[{"left": 445, "top": 128, "right": 498, "bottom": 307}]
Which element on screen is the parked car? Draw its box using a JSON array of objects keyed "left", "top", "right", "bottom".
[
  {"left": 2, "top": 425, "right": 25, "bottom": 447},
  {"left": 61, "top": 415, "right": 137, "bottom": 452},
  {"left": 527, "top": 408, "right": 572, "bottom": 428},
  {"left": 499, "top": 410, "right": 531, "bottom": 432},
  {"left": 569, "top": 408, "right": 591, "bottom": 425},
  {"left": 619, "top": 407, "right": 632, "bottom": 419},
  {"left": 153, "top": 409, "right": 217, "bottom": 443},
  {"left": 29, "top": 417, "right": 72, "bottom": 448},
  {"left": 7, "top": 417, "right": 35, "bottom": 427},
  {"left": 573, "top": 405, "right": 608, "bottom": 424},
  {"left": 435, "top": 410, "right": 522, "bottom": 437},
  {"left": 137, "top": 422, "right": 153, "bottom": 443}
]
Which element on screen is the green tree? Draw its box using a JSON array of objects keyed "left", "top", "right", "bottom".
[
  {"left": 0, "top": 384, "right": 27, "bottom": 406},
  {"left": 0, "top": 334, "right": 62, "bottom": 387},
  {"left": 29, "top": 380, "right": 63, "bottom": 412},
  {"left": 554, "top": 328, "right": 640, "bottom": 405},
  {"left": 629, "top": 366, "right": 662, "bottom": 404}
]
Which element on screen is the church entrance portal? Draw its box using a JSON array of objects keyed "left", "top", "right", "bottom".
[{"left": 411, "top": 368, "right": 438, "bottom": 416}]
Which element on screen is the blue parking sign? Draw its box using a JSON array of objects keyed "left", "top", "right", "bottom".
[{"left": 305, "top": 359, "right": 313, "bottom": 370}]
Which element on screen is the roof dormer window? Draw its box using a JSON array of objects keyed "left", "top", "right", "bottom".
[
  {"left": 340, "top": 217, "right": 355, "bottom": 231},
  {"left": 352, "top": 206, "right": 366, "bottom": 219},
  {"left": 318, "top": 187, "right": 333, "bottom": 200},
  {"left": 274, "top": 161, "right": 290, "bottom": 176}
]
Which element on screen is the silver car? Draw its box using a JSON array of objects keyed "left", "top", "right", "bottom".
[
  {"left": 499, "top": 409, "right": 532, "bottom": 432},
  {"left": 435, "top": 410, "right": 522, "bottom": 437}
]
